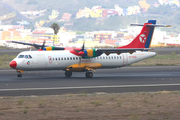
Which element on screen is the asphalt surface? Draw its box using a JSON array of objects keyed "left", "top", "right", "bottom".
[{"left": 0, "top": 66, "right": 180, "bottom": 96}]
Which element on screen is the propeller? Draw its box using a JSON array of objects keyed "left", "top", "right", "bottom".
[
  {"left": 78, "top": 41, "right": 85, "bottom": 65},
  {"left": 38, "top": 40, "right": 46, "bottom": 51},
  {"left": 78, "top": 41, "right": 85, "bottom": 56},
  {"left": 41, "top": 40, "right": 46, "bottom": 50}
]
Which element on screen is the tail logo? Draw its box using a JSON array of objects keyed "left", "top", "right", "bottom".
[{"left": 139, "top": 34, "right": 146, "bottom": 43}]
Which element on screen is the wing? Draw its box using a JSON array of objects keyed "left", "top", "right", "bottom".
[
  {"left": 11, "top": 41, "right": 48, "bottom": 49},
  {"left": 11, "top": 41, "right": 65, "bottom": 50}
]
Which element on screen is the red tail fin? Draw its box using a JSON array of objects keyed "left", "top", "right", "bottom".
[{"left": 118, "top": 20, "right": 156, "bottom": 49}]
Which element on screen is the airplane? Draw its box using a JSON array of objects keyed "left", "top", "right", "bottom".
[{"left": 9, "top": 20, "right": 170, "bottom": 78}]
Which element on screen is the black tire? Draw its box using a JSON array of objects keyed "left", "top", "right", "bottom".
[
  {"left": 85, "top": 72, "right": 93, "bottom": 78},
  {"left": 17, "top": 74, "right": 22, "bottom": 78},
  {"left": 65, "top": 71, "right": 72, "bottom": 77}
]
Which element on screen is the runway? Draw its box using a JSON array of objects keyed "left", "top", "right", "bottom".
[{"left": 0, "top": 66, "right": 180, "bottom": 96}]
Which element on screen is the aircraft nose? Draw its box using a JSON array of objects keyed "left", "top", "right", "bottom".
[{"left": 9, "top": 60, "right": 17, "bottom": 69}]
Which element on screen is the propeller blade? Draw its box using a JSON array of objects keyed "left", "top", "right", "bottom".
[
  {"left": 80, "top": 41, "right": 85, "bottom": 51},
  {"left": 41, "top": 40, "right": 46, "bottom": 50}
]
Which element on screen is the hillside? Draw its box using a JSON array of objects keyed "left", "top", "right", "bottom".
[
  {"left": 0, "top": 0, "right": 179, "bottom": 34},
  {"left": 0, "top": 4, "right": 11, "bottom": 16},
  {"left": 0, "top": 0, "right": 160, "bottom": 17}
]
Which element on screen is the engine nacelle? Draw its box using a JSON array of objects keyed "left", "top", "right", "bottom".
[
  {"left": 43, "top": 46, "right": 55, "bottom": 51},
  {"left": 83, "top": 49, "right": 102, "bottom": 58},
  {"left": 43, "top": 46, "right": 64, "bottom": 51}
]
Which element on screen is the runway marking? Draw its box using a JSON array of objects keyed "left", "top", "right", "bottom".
[
  {"left": 0, "top": 70, "right": 15, "bottom": 72},
  {"left": 0, "top": 83, "right": 180, "bottom": 92}
]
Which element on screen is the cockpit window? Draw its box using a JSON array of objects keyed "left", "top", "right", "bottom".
[
  {"left": 18, "top": 55, "right": 32, "bottom": 59},
  {"left": 25, "top": 55, "right": 29, "bottom": 59},
  {"left": 18, "top": 55, "right": 24, "bottom": 58},
  {"left": 29, "top": 55, "right": 32, "bottom": 58}
]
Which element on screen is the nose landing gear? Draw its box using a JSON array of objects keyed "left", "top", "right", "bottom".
[
  {"left": 17, "top": 73, "right": 22, "bottom": 78},
  {"left": 16, "top": 70, "right": 24, "bottom": 78}
]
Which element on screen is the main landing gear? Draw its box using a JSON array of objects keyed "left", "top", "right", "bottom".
[
  {"left": 65, "top": 71, "right": 72, "bottom": 77},
  {"left": 85, "top": 72, "right": 93, "bottom": 78},
  {"left": 65, "top": 71, "right": 93, "bottom": 78}
]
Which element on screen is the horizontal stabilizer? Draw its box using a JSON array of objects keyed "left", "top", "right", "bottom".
[
  {"left": 146, "top": 24, "right": 171, "bottom": 27},
  {"left": 130, "top": 24, "right": 171, "bottom": 27}
]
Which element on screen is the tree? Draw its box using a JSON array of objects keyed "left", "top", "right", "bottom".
[{"left": 50, "top": 23, "right": 60, "bottom": 46}]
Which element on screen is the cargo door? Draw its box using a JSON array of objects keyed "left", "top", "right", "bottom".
[
  {"left": 35, "top": 54, "right": 47, "bottom": 69},
  {"left": 122, "top": 53, "right": 128, "bottom": 65}
]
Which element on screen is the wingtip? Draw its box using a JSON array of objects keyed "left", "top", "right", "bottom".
[{"left": 166, "top": 25, "right": 172, "bottom": 27}]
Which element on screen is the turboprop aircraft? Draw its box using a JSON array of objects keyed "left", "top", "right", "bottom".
[{"left": 9, "top": 20, "right": 170, "bottom": 78}]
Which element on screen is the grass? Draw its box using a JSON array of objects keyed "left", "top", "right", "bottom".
[
  {"left": 39, "top": 101, "right": 45, "bottom": 108},
  {"left": 0, "top": 91, "right": 180, "bottom": 119},
  {"left": 0, "top": 54, "right": 16, "bottom": 69},
  {"left": 90, "top": 100, "right": 103, "bottom": 107},
  {"left": 17, "top": 98, "right": 24, "bottom": 105},
  {"left": 23, "top": 109, "right": 28, "bottom": 114},
  {"left": 117, "top": 101, "right": 123, "bottom": 107},
  {"left": 142, "top": 98, "right": 150, "bottom": 103}
]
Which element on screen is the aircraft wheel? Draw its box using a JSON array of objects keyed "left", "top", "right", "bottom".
[
  {"left": 65, "top": 71, "right": 72, "bottom": 77},
  {"left": 17, "top": 74, "right": 22, "bottom": 78},
  {"left": 85, "top": 72, "right": 93, "bottom": 78}
]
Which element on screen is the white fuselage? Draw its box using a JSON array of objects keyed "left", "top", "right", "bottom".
[{"left": 12, "top": 50, "right": 156, "bottom": 71}]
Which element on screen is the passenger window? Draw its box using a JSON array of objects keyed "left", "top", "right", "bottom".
[
  {"left": 76, "top": 57, "right": 78, "bottom": 60},
  {"left": 53, "top": 58, "right": 54, "bottom": 61},
  {"left": 67, "top": 58, "right": 69, "bottom": 60},
  {"left": 18, "top": 55, "right": 24, "bottom": 58},
  {"left": 56, "top": 58, "right": 57, "bottom": 61},
  {"left": 73, "top": 57, "right": 75, "bottom": 60},
  {"left": 64, "top": 58, "right": 66, "bottom": 60},
  {"left": 114, "top": 56, "right": 116, "bottom": 59},
  {"left": 70, "top": 57, "right": 72, "bottom": 60},
  {"left": 61, "top": 58, "right": 63, "bottom": 60},
  {"left": 59, "top": 58, "right": 60, "bottom": 60}
]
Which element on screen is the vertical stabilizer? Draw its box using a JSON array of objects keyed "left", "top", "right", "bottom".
[{"left": 118, "top": 20, "right": 156, "bottom": 49}]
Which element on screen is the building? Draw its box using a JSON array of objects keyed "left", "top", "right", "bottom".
[
  {"left": 49, "top": 10, "right": 59, "bottom": 20},
  {"left": 62, "top": 13, "right": 71, "bottom": 21},
  {"left": 2, "top": 29, "right": 21, "bottom": 40},
  {"left": 94, "top": 33, "right": 112, "bottom": 42}
]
